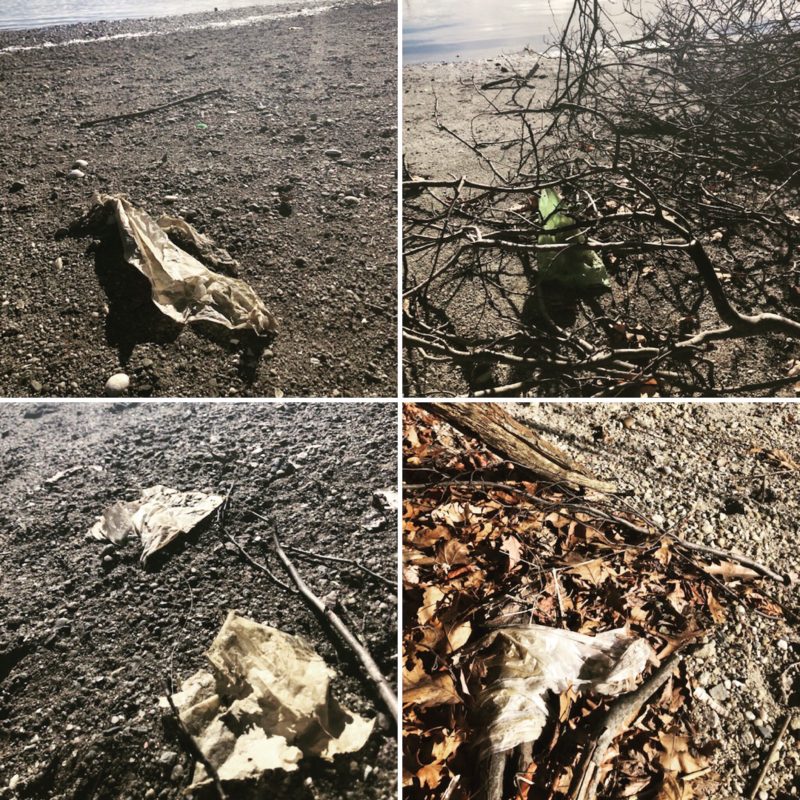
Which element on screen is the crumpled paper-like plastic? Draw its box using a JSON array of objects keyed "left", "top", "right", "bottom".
[
  {"left": 97, "top": 193, "right": 277, "bottom": 336},
  {"left": 476, "top": 624, "right": 656, "bottom": 753},
  {"left": 89, "top": 485, "right": 224, "bottom": 562},
  {"left": 164, "top": 611, "right": 374, "bottom": 789}
]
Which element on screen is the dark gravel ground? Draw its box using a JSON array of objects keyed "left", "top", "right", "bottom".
[
  {"left": 0, "top": 0, "right": 397, "bottom": 398},
  {"left": 0, "top": 401, "right": 398, "bottom": 799}
]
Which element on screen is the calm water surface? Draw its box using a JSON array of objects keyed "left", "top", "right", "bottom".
[
  {"left": 404, "top": 0, "right": 652, "bottom": 63},
  {"left": 0, "top": 0, "right": 306, "bottom": 30}
]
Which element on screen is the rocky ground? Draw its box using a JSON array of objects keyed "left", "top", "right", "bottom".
[
  {"left": 403, "top": 54, "right": 800, "bottom": 398},
  {"left": 0, "top": 401, "right": 398, "bottom": 799},
  {"left": 0, "top": 0, "right": 397, "bottom": 398},
  {"left": 514, "top": 401, "right": 800, "bottom": 798}
]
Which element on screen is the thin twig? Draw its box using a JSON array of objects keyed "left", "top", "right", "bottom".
[
  {"left": 286, "top": 544, "right": 396, "bottom": 587},
  {"left": 79, "top": 88, "right": 226, "bottom": 128},
  {"left": 163, "top": 680, "right": 228, "bottom": 800},
  {"left": 747, "top": 713, "right": 793, "bottom": 800},
  {"left": 253, "top": 513, "right": 399, "bottom": 725}
]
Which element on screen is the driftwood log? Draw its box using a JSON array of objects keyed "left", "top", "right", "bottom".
[{"left": 427, "top": 402, "right": 617, "bottom": 494}]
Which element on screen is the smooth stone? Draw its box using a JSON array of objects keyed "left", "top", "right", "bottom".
[
  {"left": 67, "top": 169, "right": 85, "bottom": 180},
  {"left": 105, "top": 373, "right": 130, "bottom": 396}
]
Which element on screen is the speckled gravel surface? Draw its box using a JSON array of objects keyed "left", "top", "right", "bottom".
[
  {"left": 0, "top": 0, "right": 397, "bottom": 398},
  {"left": 0, "top": 401, "right": 398, "bottom": 800},
  {"left": 514, "top": 400, "right": 800, "bottom": 799}
]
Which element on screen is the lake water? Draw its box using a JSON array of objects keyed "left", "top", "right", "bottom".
[
  {"left": 403, "top": 0, "right": 652, "bottom": 63},
  {"left": 0, "top": 0, "right": 306, "bottom": 31}
]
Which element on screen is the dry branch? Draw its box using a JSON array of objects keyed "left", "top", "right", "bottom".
[
  {"left": 427, "top": 402, "right": 617, "bottom": 493},
  {"left": 78, "top": 88, "right": 226, "bottom": 128},
  {"left": 259, "top": 516, "right": 399, "bottom": 726},
  {"left": 163, "top": 681, "right": 228, "bottom": 800},
  {"left": 570, "top": 653, "right": 683, "bottom": 800}
]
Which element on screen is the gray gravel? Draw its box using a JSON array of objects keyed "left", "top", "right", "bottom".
[{"left": 514, "top": 401, "right": 800, "bottom": 798}]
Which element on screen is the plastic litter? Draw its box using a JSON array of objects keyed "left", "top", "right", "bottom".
[
  {"left": 95, "top": 193, "right": 277, "bottom": 336},
  {"left": 537, "top": 188, "right": 610, "bottom": 289},
  {"left": 163, "top": 611, "right": 374, "bottom": 789},
  {"left": 89, "top": 485, "right": 224, "bottom": 562},
  {"left": 475, "top": 624, "right": 656, "bottom": 753}
]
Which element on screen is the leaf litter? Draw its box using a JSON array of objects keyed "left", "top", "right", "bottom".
[{"left": 402, "top": 404, "right": 787, "bottom": 800}]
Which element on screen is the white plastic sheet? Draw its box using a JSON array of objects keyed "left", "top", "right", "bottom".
[
  {"left": 89, "top": 485, "right": 224, "bottom": 562},
  {"left": 476, "top": 625, "right": 656, "bottom": 753},
  {"left": 165, "top": 612, "right": 374, "bottom": 789},
  {"left": 97, "top": 193, "right": 277, "bottom": 336}
]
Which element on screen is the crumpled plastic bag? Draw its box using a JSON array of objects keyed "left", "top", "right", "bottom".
[
  {"left": 163, "top": 611, "right": 374, "bottom": 789},
  {"left": 158, "top": 214, "right": 240, "bottom": 277},
  {"left": 537, "top": 187, "right": 610, "bottom": 289},
  {"left": 475, "top": 624, "right": 656, "bottom": 753},
  {"left": 89, "top": 485, "right": 224, "bottom": 562},
  {"left": 96, "top": 193, "right": 277, "bottom": 335}
]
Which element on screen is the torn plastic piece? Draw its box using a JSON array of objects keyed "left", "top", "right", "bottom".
[
  {"left": 475, "top": 624, "right": 656, "bottom": 753},
  {"left": 158, "top": 215, "right": 239, "bottom": 276},
  {"left": 95, "top": 193, "right": 277, "bottom": 335},
  {"left": 537, "top": 188, "right": 610, "bottom": 289},
  {"left": 372, "top": 488, "right": 399, "bottom": 515},
  {"left": 89, "top": 485, "right": 224, "bottom": 562},
  {"left": 163, "top": 611, "right": 374, "bottom": 789}
]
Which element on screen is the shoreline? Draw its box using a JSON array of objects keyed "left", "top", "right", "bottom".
[{"left": 0, "top": 0, "right": 367, "bottom": 49}]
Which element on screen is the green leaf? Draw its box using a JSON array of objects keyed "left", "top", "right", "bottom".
[{"left": 537, "top": 188, "right": 610, "bottom": 290}]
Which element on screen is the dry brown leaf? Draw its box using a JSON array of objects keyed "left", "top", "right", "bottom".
[
  {"left": 418, "top": 586, "right": 446, "bottom": 625},
  {"left": 403, "top": 659, "right": 462, "bottom": 708},
  {"left": 437, "top": 538, "right": 471, "bottom": 567},
  {"left": 749, "top": 446, "right": 800, "bottom": 471},
  {"left": 446, "top": 621, "right": 473, "bottom": 653},
  {"left": 500, "top": 535, "right": 524, "bottom": 569},
  {"left": 657, "top": 732, "right": 708, "bottom": 775},
  {"left": 416, "top": 761, "right": 445, "bottom": 790}
]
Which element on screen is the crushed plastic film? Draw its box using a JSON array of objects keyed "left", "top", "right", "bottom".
[
  {"left": 89, "top": 485, "right": 224, "bottom": 562},
  {"left": 475, "top": 624, "right": 656, "bottom": 753},
  {"left": 537, "top": 187, "right": 610, "bottom": 289},
  {"left": 163, "top": 611, "right": 374, "bottom": 789},
  {"left": 95, "top": 193, "right": 277, "bottom": 335}
]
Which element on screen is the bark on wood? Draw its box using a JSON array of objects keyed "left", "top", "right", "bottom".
[
  {"left": 570, "top": 652, "right": 682, "bottom": 800},
  {"left": 427, "top": 402, "right": 617, "bottom": 494}
]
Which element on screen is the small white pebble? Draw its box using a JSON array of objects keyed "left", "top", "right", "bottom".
[{"left": 105, "top": 373, "right": 130, "bottom": 396}]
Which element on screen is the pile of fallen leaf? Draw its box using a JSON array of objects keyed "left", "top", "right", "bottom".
[{"left": 402, "top": 404, "right": 786, "bottom": 800}]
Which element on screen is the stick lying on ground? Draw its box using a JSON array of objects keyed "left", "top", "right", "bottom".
[
  {"left": 427, "top": 402, "right": 617, "bottom": 493},
  {"left": 286, "top": 544, "right": 396, "bottom": 587},
  {"left": 163, "top": 681, "right": 228, "bottom": 800},
  {"left": 570, "top": 652, "right": 683, "bottom": 800},
  {"left": 264, "top": 517, "right": 399, "bottom": 726},
  {"left": 79, "top": 88, "right": 226, "bottom": 128}
]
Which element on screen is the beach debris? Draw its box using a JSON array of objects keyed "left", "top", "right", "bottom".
[
  {"left": 94, "top": 194, "right": 277, "bottom": 336},
  {"left": 89, "top": 485, "right": 224, "bottom": 562},
  {"left": 44, "top": 464, "right": 102, "bottom": 485},
  {"left": 162, "top": 611, "right": 374, "bottom": 790},
  {"left": 78, "top": 88, "right": 225, "bottom": 129},
  {"left": 372, "top": 488, "right": 399, "bottom": 515},
  {"left": 537, "top": 187, "right": 610, "bottom": 289},
  {"left": 158, "top": 214, "right": 239, "bottom": 277},
  {"left": 474, "top": 625, "right": 656, "bottom": 753},
  {"left": 104, "top": 372, "right": 130, "bottom": 396}
]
